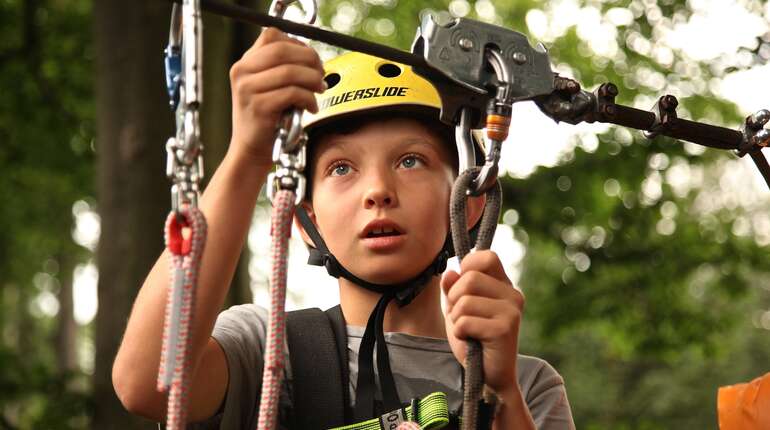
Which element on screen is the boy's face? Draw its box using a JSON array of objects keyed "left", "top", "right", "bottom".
[{"left": 306, "top": 117, "right": 455, "bottom": 285}]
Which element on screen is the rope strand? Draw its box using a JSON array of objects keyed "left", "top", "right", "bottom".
[
  {"left": 257, "top": 189, "right": 296, "bottom": 430},
  {"left": 449, "top": 167, "right": 502, "bottom": 430},
  {"left": 159, "top": 207, "right": 208, "bottom": 430}
]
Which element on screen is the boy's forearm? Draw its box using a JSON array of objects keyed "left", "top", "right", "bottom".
[
  {"left": 493, "top": 383, "right": 537, "bottom": 430},
  {"left": 112, "top": 148, "right": 270, "bottom": 416},
  {"left": 186, "top": 148, "right": 271, "bottom": 352}
]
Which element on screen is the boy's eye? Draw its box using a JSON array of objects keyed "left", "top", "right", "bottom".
[
  {"left": 331, "top": 163, "right": 351, "bottom": 176},
  {"left": 399, "top": 155, "right": 423, "bottom": 169}
]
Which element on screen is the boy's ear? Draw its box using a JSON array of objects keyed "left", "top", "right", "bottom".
[
  {"left": 465, "top": 193, "right": 487, "bottom": 231},
  {"left": 294, "top": 202, "right": 318, "bottom": 248}
]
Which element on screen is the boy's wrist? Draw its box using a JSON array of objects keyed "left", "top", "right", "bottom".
[
  {"left": 225, "top": 138, "right": 274, "bottom": 177},
  {"left": 491, "top": 379, "right": 537, "bottom": 430},
  {"left": 496, "top": 381, "right": 523, "bottom": 404}
]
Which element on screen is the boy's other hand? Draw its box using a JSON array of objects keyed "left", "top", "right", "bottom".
[
  {"left": 441, "top": 250, "right": 524, "bottom": 397},
  {"left": 229, "top": 27, "right": 326, "bottom": 169}
]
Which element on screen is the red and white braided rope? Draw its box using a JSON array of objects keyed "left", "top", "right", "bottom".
[
  {"left": 158, "top": 207, "right": 207, "bottom": 430},
  {"left": 256, "top": 189, "right": 295, "bottom": 430}
]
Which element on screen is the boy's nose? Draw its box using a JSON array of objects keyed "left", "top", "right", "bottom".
[{"left": 363, "top": 184, "right": 397, "bottom": 209}]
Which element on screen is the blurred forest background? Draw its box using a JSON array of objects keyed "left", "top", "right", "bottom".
[{"left": 1, "top": 0, "right": 769, "bottom": 428}]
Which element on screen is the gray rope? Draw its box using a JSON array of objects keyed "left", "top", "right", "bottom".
[{"left": 449, "top": 167, "right": 502, "bottom": 430}]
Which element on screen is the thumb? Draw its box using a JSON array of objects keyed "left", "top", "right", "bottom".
[{"left": 441, "top": 270, "right": 460, "bottom": 305}]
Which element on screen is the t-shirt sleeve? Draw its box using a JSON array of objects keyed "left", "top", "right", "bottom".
[
  {"left": 517, "top": 355, "right": 576, "bottom": 430},
  {"left": 189, "top": 304, "right": 270, "bottom": 430}
]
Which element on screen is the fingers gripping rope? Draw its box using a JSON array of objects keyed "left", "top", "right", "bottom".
[
  {"left": 158, "top": 207, "right": 208, "bottom": 430},
  {"left": 257, "top": 189, "right": 296, "bottom": 430},
  {"left": 449, "top": 167, "right": 502, "bottom": 430}
]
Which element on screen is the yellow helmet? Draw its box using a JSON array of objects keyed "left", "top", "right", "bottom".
[{"left": 303, "top": 51, "right": 443, "bottom": 129}]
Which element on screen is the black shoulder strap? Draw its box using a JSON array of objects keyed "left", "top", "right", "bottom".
[
  {"left": 286, "top": 305, "right": 350, "bottom": 428},
  {"left": 325, "top": 305, "right": 352, "bottom": 421}
]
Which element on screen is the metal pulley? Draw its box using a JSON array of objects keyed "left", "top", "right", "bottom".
[{"left": 412, "top": 16, "right": 553, "bottom": 196}]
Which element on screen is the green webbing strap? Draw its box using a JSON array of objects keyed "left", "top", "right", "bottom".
[{"left": 329, "top": 392, "right": 450, "bottom": 430}]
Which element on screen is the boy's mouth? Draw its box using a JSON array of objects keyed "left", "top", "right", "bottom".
[
  {"left": 366, "top": 227, "right": 401, "bottom": 238},
  {"left": 361, "top": 220, "right": 405, "bottom": 239}
]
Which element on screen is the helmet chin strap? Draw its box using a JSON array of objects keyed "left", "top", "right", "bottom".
[{"left": 296, "top": 207, "right": 451, "bottom": 419}]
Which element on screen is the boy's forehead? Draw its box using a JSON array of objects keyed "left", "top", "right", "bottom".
[{"left": 312, "top": 117, "right": 453, "bottom": 159}]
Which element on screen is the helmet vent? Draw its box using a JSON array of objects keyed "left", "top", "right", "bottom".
[
  {"left": 377, "top": 63, "right": 401, "bottom": 78},
  {"left": 324, "top": 73, "right": 341, "bottom": 89}
]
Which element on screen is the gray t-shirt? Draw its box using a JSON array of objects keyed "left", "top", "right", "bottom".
[{"left": 191, "top": 304, "right": 574, "bottom": 429}]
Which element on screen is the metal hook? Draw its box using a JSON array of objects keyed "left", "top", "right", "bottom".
[
  {"left": 165, "top": 4, "right": 183, "bottom": 110},
  {"left": 738, "top": 109, "right": 770, "bottom": 156},
  {"left": 269, "top": 0, "right": 317, "bottom": 24},
  {"left": 455, "top": 107, "right": 477, "bottom": 175},
  {"left": 468, "top": 48, "right": 514, "bottom": 195},
  {"left": 266, "top": 0, "right": 318, "bottom": 205},
  {"left": 164, "top": 0, "right": 205, "bottom": 213}
]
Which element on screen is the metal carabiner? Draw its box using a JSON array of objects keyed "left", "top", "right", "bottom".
[
  {"left": 269, "top": 0, "right": 317, "bottom": 24},
  {"left": 165, "top": 0, "right": 205, "bottom": 212},
  {"left": 165, "top": 4, "right": 183, "bottom": 110},
  {"left": 466, "top": 48, "right": 515, "bottom": 196},
  {"left": 455, "top": 107, "right": 477, "bottom": 176},
  {"left": 267, "top": 0, "right": 318, "bottom": 206}
]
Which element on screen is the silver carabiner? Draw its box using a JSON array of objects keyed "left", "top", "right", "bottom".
[
  {"left": 165, "top": 0, "right": 205, "bottom": 212},
  {"left": 455, "top": 107, "right": 477, "bottom": 176},
  {"left": 469, "top": 48, "right": 515, "bottom": 195},
  {"left": 267, "top": 0, "right": 318, "bottom": 205},
  {"left": 269, "top": 0, "right": 317, "bottom": 24},
  {"left": 270, "top": 0, "right": 317, "bottom": 149}
]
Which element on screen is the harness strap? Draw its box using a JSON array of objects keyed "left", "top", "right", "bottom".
[
  {"left": 296, "top": 207, "right": 450, "bottom": 418},
  {"left": 326, "top": 305, "right": 354, "bottom": 421},
  {"left": 331, "top": 392, "right": 450, "bottom": 430},
  {"left": 286, "top": 307, "right": 348, "bottom": 428},
  {"left": 354, "top": 291, "right": 401, "bottom": 419}
]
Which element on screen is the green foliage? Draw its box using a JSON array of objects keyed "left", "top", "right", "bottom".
[
  {"left": 0, "top": 0, "right": 94, "bottom": 428},
  {"left": 0, "top": 344, "right": 90, "bottom": 429},
  {"left": 0, "top": 0, "right": 94, "bottom": 278},
  {"left": 320, "top": 0, "right": 770, "bottom": 428}
]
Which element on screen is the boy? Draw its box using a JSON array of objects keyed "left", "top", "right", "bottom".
[{"left": 112, "top": 28, "right": 575, "bottom": 429}]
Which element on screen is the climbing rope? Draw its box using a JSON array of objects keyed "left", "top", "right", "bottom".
[
  {"left": 450, "top": 167, "right": 502, "bottom": 430},
  {"left": 158, "top": 208, "right": 207, "bottom": 430},
  {"left": 449, "top": 46, "right": 511, "bottom": 430},
  {"left": 257, "top": 189, "right": 296, "bottom": 430},
  {"left": 256, "top": 2, "right": 315, "bottom": 427}
]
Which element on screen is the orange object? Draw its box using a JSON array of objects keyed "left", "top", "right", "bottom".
[
  {"left": 718, "top": 372, "right": 770, "bottom": 429},
  {"left": 485, "top": 114, "right": 511, "bottom": 142}
]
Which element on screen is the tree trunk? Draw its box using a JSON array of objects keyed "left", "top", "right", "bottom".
[
  {"left": 201, "top": 5, "right": 254, "bottom": 308},
  {"left": 93, "top": 1, "right": 172, "bottom": 428},
  {"left": 92, "top": 1, "right": 260, "bottom": 427}
]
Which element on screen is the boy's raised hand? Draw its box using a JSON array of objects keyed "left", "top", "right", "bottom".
[
  {"left": 229, "top": 27, "right": 326, "bottom": 169},
  {"left": 441, "top": 250, "right": 525, "bottom": 398}
]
